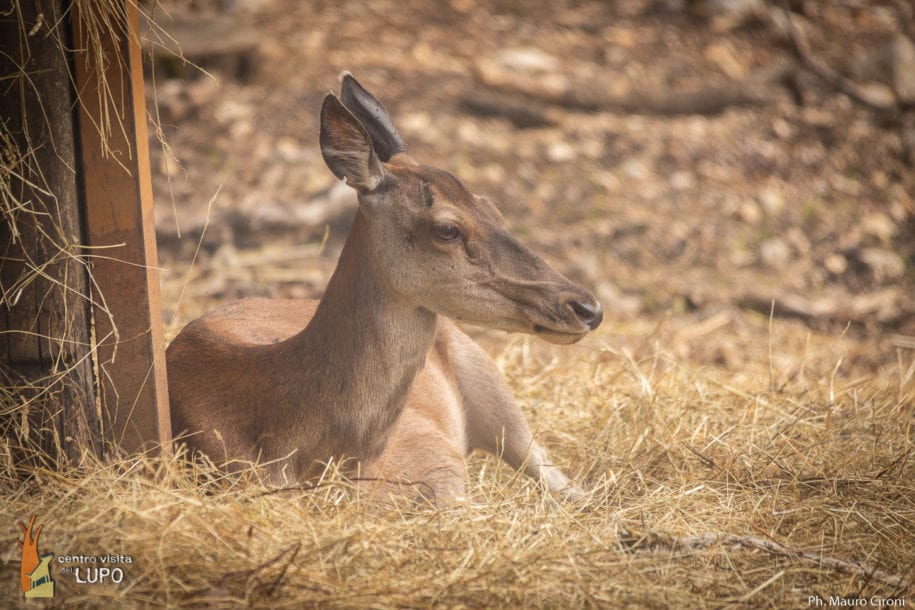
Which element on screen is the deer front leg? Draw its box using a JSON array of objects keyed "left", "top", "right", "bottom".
[
  {"left": 362, "top": 346, "right": 469, "bottom": 507},
  {"left": 445, "top": 324, "right": 585, "bottom": 501},
  {"left": 363, "top": 413, "right": 467, "bottom": 507}
]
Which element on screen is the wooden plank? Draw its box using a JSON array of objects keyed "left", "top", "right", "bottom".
[
  {"left": 71, "top": 1, "right": 171, "bottom": 454},
  {"left": 0, "top": 0, "right": 99, "bottom": 462}
]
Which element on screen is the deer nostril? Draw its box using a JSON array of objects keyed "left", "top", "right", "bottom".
[{"left": 569, "top": 299, "right": 603, "bottom": 330}]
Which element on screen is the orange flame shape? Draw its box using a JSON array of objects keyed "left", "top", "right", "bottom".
[{"left": 17, "top": 515, "right": 43, "bottom": 595}]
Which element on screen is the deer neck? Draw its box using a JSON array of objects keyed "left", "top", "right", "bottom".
[{"left": 282, "top": 209, "right": 437, "bottom": 463}]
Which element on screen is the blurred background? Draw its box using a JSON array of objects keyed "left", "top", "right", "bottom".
[{"left": 145, "top": 0, "right": 914, "bottom": 360}]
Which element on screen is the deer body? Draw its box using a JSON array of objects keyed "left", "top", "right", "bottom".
[
  {"left": 167, "top": 75, "right": 601, "bottom": 503},
  {"left": 169, "top": 213, "right": 437, "bottom": 480}
]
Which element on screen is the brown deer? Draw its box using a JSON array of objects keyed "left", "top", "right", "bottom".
[{"left": 167, "top": 74, "right": 602, "bottom": 504}]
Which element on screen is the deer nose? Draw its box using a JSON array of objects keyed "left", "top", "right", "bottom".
[{"left": 569, "top": 299, "right": 603, "bottom": 330}]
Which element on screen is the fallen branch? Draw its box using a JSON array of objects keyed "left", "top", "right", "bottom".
[
  {"left": 459, "top": 89, "right": 555, "bottom": 128},
  {"left": 469, "top": 58, "right": 793, "bottom": 117},
  {"left": 779, "top": 5, "right": 898, "bottom": 113},
  {"left": 738, "top": 288, "right": 910, "bottom": 327},
  {"left": 621, "top": 531, "right": 909, "bottom": 589}
]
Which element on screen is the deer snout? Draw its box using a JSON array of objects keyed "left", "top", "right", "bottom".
[{"left": 568, "top": 298, "right": 603, "bottom": 330}]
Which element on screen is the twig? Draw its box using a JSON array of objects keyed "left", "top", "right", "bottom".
[
  {"left": 681, "top": 443, "right": 719, "bottom": 471},
  {"left": 624, "top": 531, "right": 908, "bottom": 589},
  {"left": 257, "top": 542, "right": 302, "bottom": 598},
  {"left": 872, "top": 447, "right": 912, "bottom": 480},
  {"left": 780, "top": 4, "right": 897, "bottom": 113}
]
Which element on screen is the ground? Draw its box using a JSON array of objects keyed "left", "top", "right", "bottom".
[
  {"left": 1, "top": 1, "right": 911, "bottom": 608},
  {"left": 148, "top": 0, "right": 914, "bottom": 345}
]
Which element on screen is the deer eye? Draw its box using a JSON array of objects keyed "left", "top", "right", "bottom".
[{"left": 432, "top": 223, "right": 461, "bottom": 242}]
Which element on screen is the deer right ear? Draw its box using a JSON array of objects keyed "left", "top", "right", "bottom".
[
  {"left": 320, "top": 94, "right": 386, "bottom": 192},
  {"left": 340, "top": 73, "right": 409, "bottom": 163}
]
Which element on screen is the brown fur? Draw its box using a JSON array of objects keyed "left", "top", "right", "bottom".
[{"left": 167, "top": 84, "right": 600, "bottom": 504}]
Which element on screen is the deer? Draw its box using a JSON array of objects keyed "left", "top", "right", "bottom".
[{"left": 166, "top": 74, "right": 603, "bottom": 505}]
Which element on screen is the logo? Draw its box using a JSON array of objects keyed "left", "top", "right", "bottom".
[{"left": 17, "top": 515, "right": 55, "bottom": 598}]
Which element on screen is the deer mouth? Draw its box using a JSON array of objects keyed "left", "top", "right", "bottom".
[
  {"left": 526, "top": 294, "right": 602, "bottom": 344},
  {"left": 532, "top": 324, "right": 590, "bottom": 345}
]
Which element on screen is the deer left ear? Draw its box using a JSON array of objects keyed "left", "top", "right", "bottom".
[{"left": 320, "top": 93, "right": 386, "bottom": 192}]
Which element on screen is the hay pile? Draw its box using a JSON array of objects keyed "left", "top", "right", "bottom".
[{"left": 1, "top": 313, "right": 911, "bottom": 608}]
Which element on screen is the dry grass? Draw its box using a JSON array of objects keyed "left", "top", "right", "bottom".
[{"left": 2, "top": 315, "right": 912, "bottom": 608}]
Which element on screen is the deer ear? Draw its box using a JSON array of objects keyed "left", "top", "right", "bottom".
[
  {"left": 320, "top": 94, "right": 386, "bottom": 192},
  {"left": 339, "top": 73, "right": 409, "bottom": 163}
]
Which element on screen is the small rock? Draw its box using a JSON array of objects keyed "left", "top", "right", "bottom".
[
  {"left": 569, "top": 254, "right": 601, "bottom": 280},
  {"left": 449, "top": 0, "right": 476, "bottom": 13},
  {"left": 214, "top": 97, "right": 254, "bottom": 125},
  {"left": 274, "top": 137, "right": 306, "bottom": 163},
  {"left": 622, "top": 159, "right": 648, "bottom": 179},
  {"left": 596, "top": 282, "right": 641, "bottom": 316},
  {"left": 786, "top": 226, "right": 811, "bottom": 256},
  {"left": 669, "top": 170, "right": 695, "bottom": 191},
  {"left": 222, "top": 0, "right": 265, "bottom": 12},
  {"left": 772, "top": 118, "right": 793, "bottom": 140},
  {"left": 496, "top": 47, "right": 560, "bottom": 73},
  {"left": 246, "top": 202, "right": 288, "bottom": 230},
  {"left": 457, "top": 120, "right": 484, "bottom": 145},
  {"left": 857, "top": 82, "right": 897, "bottom": 109},
  {"left": 547, "top": 141, "right": 577, "bottom": 163},
  {"left": 293, "top": 180, "right": 357, "bottom": 227},
  {"left": 700, "top": 0, "right": 766, "bottom": 30},
  {"left": 758, "top": 186, "right": 785, "bottom": 216},
  {"left": 860, "top": 212, "right": 896, "bottom": 244},
  {"left": 829, "top": 173, "right": 863, "bottom": 197},
  {"left": 704, "top": 41, "right": 747, "bottom": 80},
  {"left": 738, "top": 200, "right": 762, "bottom": 225},
  {"left": 399, "top": 112, "right": 432, "bottom": 135},
  {"left": 825, "top": 253, "right": 847, "bottom": 275},
  {"left": 579, "top": 137, "right": 604, "bottom": 160},
  {"left": 701, "top": 0, "right": 764, "bottom": 16},
  {"left": 760, "top": 238, "right": 790, "bottom": 268},
  {"left": 860, "top": 248, "right": 905, "bottom": 282},
  {"left": 606, "top": 28, "right": 636, "bottom": 49},
  {"left": 871, "top": 170, "right": 888, "bottom": 189},
  {"left": 889, "top": 34, "right": 915, "bottom": 104}
]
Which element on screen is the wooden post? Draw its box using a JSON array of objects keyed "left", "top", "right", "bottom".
[
  {"left": 0, "top": 0, "right": 99, "bottom": 462},
  {"left": 71, "top": 1, "right": 171, "bottom": 454},
  {"left": 2, "top": 1, "right": 170, "bottom": 461}
]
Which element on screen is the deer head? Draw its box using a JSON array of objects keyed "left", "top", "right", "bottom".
[{"left": 319, "top": 75, "right": 602, "bottom": 344}]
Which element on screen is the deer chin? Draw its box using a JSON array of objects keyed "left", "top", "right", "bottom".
[
  {"left": 446, "top": 314, "right": 586, "bottom": 344},
  {"left": 531, "top": 324, "right": 589, "bottom": 345}
]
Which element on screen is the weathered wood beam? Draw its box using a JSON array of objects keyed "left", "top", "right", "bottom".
[
  {"left": 0, "top": 0, "right": 99, "bottom": 463},
  {"left": 71, "top": 0, "right": 171, "bottom": 454}
]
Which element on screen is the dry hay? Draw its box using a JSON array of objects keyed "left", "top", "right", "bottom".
[{"left": 1, "top": 314, "right": 912, "bottom": 608}]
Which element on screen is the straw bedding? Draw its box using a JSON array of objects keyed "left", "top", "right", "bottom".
[{"left": 2, "top": 313, "right": 912, "bottom": 607}]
